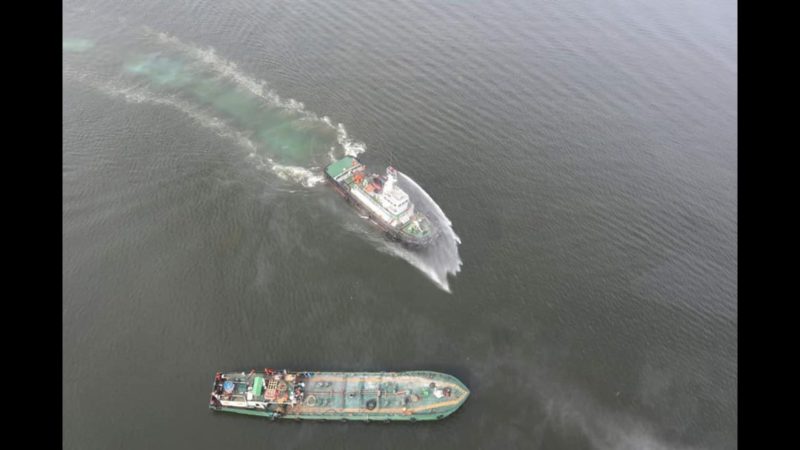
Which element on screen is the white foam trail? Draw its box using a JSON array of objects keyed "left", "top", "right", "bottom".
[
  {"left": 142, "top": 27, "right": 367, "bottom": 166},
  {"left": 145, "top": 28, "right": 317, "bottom": 120},
  {"left": 270, "top": 163, "right": 324, "bottom": 188},
  {"left": 336, "top": 123, "right": 367, "bottom": 157},
  {"left": 65, "top": 69, "right": 325, "bottom": 188},
  {"left": 368, "top": 171, "right": 462, "bottom": 292},
  {"left": 97, "top": 81, "right": 258, "bottom": 150}
]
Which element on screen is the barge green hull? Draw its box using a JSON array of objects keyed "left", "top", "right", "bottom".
[{"left": 210, "top": 370, "right": 469, "bottom": 422}]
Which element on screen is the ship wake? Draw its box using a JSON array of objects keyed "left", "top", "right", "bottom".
[
  {"left": 64, "top": 25, "right": 461, "bottom": 291},
  {"left": 64, "top": 26, "right": 365, "bottom": 188}
]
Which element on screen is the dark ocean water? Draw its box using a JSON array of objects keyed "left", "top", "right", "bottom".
[{"left": 63, "top": 1, "right": 737, "bottom": 448}]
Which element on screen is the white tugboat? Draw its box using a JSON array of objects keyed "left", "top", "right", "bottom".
[{"left": 325, "top": 157, "right": 437, "bottom": 247}]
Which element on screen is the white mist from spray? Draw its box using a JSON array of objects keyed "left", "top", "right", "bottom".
[{"left": 364, "top": 171, "right": 462, "bottom": 292}]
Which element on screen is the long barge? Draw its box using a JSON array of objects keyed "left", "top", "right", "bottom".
[{"left": 209, "top": 369, "right": 469, "bottom": 422}]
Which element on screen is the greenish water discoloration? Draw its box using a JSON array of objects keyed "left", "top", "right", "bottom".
[
  {"left": 122, "top": 52, "right": 337, "bottom": 166},
  {"left": 63, "top": 38, "right": 95, "bottom": 52}
]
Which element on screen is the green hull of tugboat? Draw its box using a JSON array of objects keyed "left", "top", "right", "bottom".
[{"left": 209, "top": 369, "right": 469, "bottom": 422}]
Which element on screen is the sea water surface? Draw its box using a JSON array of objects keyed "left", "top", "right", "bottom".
[{"left": 63, "top": 1, "right": 737, "bottom": 449}]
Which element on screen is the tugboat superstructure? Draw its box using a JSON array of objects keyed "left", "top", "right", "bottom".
[{"left": 325, "top": 157, "right": 437, "bottom": 246}]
